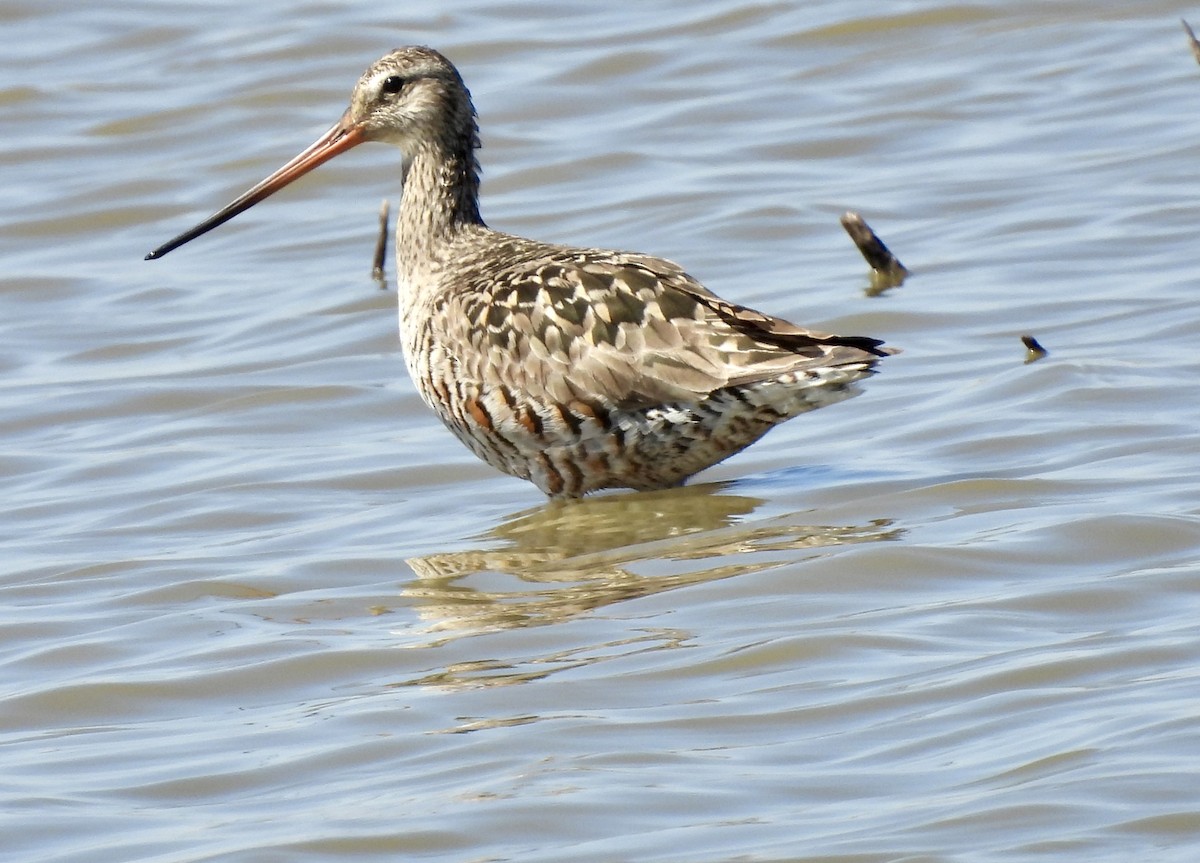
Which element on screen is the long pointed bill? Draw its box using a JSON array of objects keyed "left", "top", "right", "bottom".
[{"left": 145, "top": 110, "right": 367, "bottom": 260}]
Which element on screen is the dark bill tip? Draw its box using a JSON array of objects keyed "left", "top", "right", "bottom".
[{"left": 143, "top": 114, "right": 364, "bottom": 262}]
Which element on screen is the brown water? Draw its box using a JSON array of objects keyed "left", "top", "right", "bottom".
[{"left": 3, "top": 1, "right": 1200, "bottom": 861}]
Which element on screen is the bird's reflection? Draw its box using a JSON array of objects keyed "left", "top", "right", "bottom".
[{"left": 402, "top": 481, "right": 900, "bottom": 636}]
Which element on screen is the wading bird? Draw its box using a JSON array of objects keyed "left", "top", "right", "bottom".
[{"left": 147, "top": 47, "right": 890, "bottom": 497}]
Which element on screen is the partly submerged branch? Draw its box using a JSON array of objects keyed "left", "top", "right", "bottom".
[{"left": 840, "top": 211, "right": 908, "bottom": 293}]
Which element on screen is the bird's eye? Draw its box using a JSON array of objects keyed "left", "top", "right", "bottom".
[{"left": 381, "top": 75, "right": 405, "bottom": 95}]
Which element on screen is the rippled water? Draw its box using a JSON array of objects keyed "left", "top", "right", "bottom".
[{"left": 4, "top": 1, "right": 1200, "bottom": 861}]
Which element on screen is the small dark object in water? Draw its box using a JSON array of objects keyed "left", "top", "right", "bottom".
[
  {"left": 840, "top": 211, "right": 907, "bottom": 292},
  {"left": 1021, "top": 334, "right": 1048, "bottom": 363}
]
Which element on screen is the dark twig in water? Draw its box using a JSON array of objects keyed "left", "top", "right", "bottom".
[
  {"left": 840, "top": 211, "right": 907, "bottom": 293},
  {"left": 372, "top": 198, "right": 390, "bottom": 283},
  {"left": 1183, "top": 19, "right": 1200, "bottom": 65},
  {"left": 1021, "top": 334, "right": 1048, "bottom": 363}
]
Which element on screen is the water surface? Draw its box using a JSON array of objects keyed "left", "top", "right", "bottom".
[{"left": 3, "top": 1, "right": 1200, "bottom": 861}]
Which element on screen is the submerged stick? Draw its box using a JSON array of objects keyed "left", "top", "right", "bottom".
[
  {"left": 371, "top": 198, "right": 390, "bottom": 282},
  {"left": 840, "top": 211, "right": 907, "bottom": 292}
]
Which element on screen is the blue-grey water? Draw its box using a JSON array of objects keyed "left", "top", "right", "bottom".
[{"left": 3, "top": 1, "right": 1200, "bottom": 861}]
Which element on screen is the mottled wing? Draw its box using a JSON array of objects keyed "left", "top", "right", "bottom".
[{"left": 449, "top": 248, "right": 884, "bottom": 410}]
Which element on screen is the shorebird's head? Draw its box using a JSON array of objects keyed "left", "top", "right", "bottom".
[
  {"left": 349, "top": 47, "right": 477, "bottom": 155},
  {"left": 145, "top": 46, "right": 475, "bottom": 260}
]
